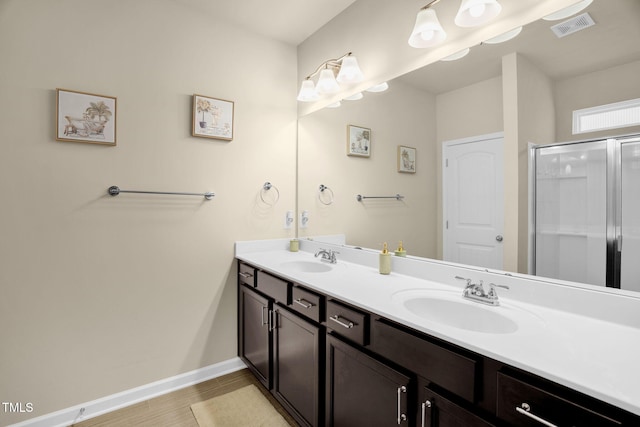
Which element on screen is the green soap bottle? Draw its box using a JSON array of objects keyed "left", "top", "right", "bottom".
[
  {"left": 394, "top": 241, "right": 406, "bottom": 257},
  {"left": 379, "top": 242, "right": 391, "bottom": 275}
]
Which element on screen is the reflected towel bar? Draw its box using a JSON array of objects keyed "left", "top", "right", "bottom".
[
  {"left": 108, "top": 186, "right": 215, "bottom": 200},
  {"left": 356, "top": 194, "right": 404, "bottom": 201}
]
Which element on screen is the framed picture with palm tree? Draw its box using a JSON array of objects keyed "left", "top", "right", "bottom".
[
  {"left": 192, "top": 94, "right": 234, "bottom": 141},
  {"left": 56, "top": 88, "right": 117, "bottom": 145}
]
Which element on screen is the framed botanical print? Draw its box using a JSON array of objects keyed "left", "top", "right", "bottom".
[
  {"left": 347, "top": 125, "right": 370, "bottom": 157},
  {"left": 398, "top": 145, "right": 416, "bottom": 173},
  {"left": 56, "top": 88, "right": 117, "bottom": 145},
  {"left": 192, "top": 94, "right": 234, "bottom": 141}
]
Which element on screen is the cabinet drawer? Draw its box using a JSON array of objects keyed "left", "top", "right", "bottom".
[
  {"left": 371, "top": 318, "right": 478, "bottom": 403},
  {"left": 238, "top": 262, "right": 256, "bottom": 287},
  {"left": 496, "top": 372, "right": 622, "bottom": 427},
  {"left": 256, "top": 270, "right": 289, "bottom": 303},
  {"left": 289, "top": 285, "right": 323, "bottom": 323},
  {"left": 326, "top": 300, "right": 368, "bottom": 345}
]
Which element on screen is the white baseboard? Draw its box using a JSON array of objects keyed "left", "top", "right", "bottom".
[{"left": 8, "top": 357, "right": 247, "bottom": 427}]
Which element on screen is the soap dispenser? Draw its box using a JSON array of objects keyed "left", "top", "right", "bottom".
[
  {"left": 394, "top": 241, "right": 406, "bottom": 257},
  {"left": 379, "top": 242, "right": 391, "bottom": 275}
]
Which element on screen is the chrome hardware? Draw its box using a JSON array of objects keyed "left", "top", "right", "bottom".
[
  {"left": 108, "top": 185, "right": 214, "bottom": 200},
  {"left": 421, "top": 400, "right": 432, "bottom": 427},
  {"left": 261, "top": 306, "right": 268, "bottom": 326},
  {"left": 496, "top": 234, "right": 504, "bottom": 242},
  {"left": 268, "top": 310, "right": 277, "bottom": 332},
  {"left": 294, "top": 298, "right": 315, "bottom": 309},
  {"left": 329, "top": 314, "right": 355, "bottom": 329},
  {"left": 315, "top": 248, "right": 339, "bottom": 264},
  {"left": 357, "top": 193, "right": 404, "bottom": 202},
  {"left": 457, "top": 276, "right": 509, "bottom": 306},
  {"left": 238, "top": 272, "right": 253, "bottom": 279},
  {"left": 515, "top": 403, "right": 558, "bottom": 427},
  {"left": 397, "top": 386, "right": 407, "bottom": 425}
]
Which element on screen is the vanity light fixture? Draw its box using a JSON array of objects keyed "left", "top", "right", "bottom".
[
  {"left": 296, "top": 52, "right": 364, "bottom": 102},
  {"left": 344, "top": 92, "right": 364, "bottom": 101},
  {"left": 543, "top": 0, "right": 593, "bottom": 21},
  {"left": 454, "top": 0, "right": 502, "bottom": 28},
  {"left": 441, "top": 48, "right": 470, "bottom": 61},
  {"left": 482, "top": 26, "right": 522, "bottom": 44},
  {"left": 366, "top": 82, "right": 389, "bottom": 93},
  {"left": 408, "top": 0, "right": 447, "bottom": 48}
]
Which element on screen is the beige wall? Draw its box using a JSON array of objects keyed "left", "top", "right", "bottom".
[
  {"left": 555, "top": 59, "right": 640, "bottom": 142},
  {"left": 502, "top": 53, "right": 555, "bottom": 273},
  {"left": 297, "top": 80, "right": 437, "bottom": 257},
  {"left": 0, "top": 0, "right": 296, "bottom": 424}
]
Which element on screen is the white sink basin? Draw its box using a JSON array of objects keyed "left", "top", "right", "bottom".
[
  {"left": 393, "top": 289, "right": 540, "bottom": 334},
  {"left": 279, "top": 260, "right": 333, "bottom": 273}
]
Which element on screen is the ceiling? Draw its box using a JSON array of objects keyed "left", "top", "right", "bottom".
[
  {"left": 173, "top": 0, "right": 357, "bottom": 45},
  {"left": 399, "top": 0, "right": 640, "bottom": 94}
]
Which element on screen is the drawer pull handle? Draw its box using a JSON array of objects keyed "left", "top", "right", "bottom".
[
  {"left": 516, "top": 403, "right": 558, "bottom": 427},
  {"left": 421, "top": 400, "right": 432, "bottom": 427},
  {"left": 238, "top": 272, "right": 253, "bottom": 279},
  {"left": 294, "top": 298, "right": 315, "bottom": 309},
  {"left": 329, "top": 314, "right": 355, "bottom": 329},
  {"left": 397, "top": 386, "right": 407, "bottom": 425}
]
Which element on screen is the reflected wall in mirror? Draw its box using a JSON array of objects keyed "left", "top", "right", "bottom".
[{"left": 297, "top": 0, "right": 640, "bottom": 283}]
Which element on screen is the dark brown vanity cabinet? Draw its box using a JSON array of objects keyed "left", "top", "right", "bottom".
[
  {"left": 239, "top": 285, "right": 271, "bottom": 388},
  {"left": 237, "top": 260, "right": 640, "bottom": 427},
  {"left": 326, "top": 334, "right": 411, "bottom": 427},
  {"left": 238, "top": 263, "right": 323, "bottom": 427},
  {"left": 273, "top": 305, "right": 322, "bottom": 427}
]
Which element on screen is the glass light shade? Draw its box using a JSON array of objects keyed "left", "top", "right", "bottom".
[
  {"left": 483, "top": 26, "right": 522, "bottom": 44},
  {"left": 408, "top": 8, "right": 447, "bottom": 48},
  {"left": 336, "top": 55, "right": 364, "bottom": 84},
  {"left": 316, "top": 68, "right": 340, "bottom": 94},
  {"left": 455, "top": 0, "right": 502, "bottom": 27},
  {"left": 543, "top": 0, "right": 593, "bottom": 21},
  {"left": 441, "top": 48, "right": 470, "bottom": 61},
  {"left": 296, "top": 79, "right": 320, "bottom": 102},
  {"left": 366, "top": 82, "right": 389, "bottom": 93},
  {"left": 344, "top": 92, "right": 363, "bottom": 101}
]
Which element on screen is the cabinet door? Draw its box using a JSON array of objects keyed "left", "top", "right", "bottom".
[
  {"left": 239, "top": 285, "right": 271, "bottom": 389},
  {"left": 273, "top": 305, "right": 321, "bottom": 427},
  {"left": 420, "top": 386, "right": 495, "bottom": 427},
  {"left": 326, "top": 334, "right": 411, "bottom": 427}
]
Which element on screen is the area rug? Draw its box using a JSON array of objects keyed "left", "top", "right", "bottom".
[{"left": 190, "top": 384, "right": 290, "bottom": 427}]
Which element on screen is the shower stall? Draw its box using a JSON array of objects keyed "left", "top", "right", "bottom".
[{"left": 531, "top": 135, "right": 640, "bottom": 291}]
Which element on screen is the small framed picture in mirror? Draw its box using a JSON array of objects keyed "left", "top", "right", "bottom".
[
  {"left": 397, "top": 145, "right": 416, "bottom": 173},
  {"left": 347, "top": 125, "right": 370, "bottom": 157}
]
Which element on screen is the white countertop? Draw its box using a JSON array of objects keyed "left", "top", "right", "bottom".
[{"left": 235, "top": 238, "right": 640, "bottom": 417}]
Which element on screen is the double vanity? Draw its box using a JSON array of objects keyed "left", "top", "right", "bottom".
[{"left": 235, "top": 237, "right": 640, "bottom": 426}]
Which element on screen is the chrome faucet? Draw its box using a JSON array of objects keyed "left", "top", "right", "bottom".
[
  {"left": 315, "top": 248, "right": 339, "bottom": 264},
  {"left": 455, "top": 276, "right": 509, "bottom": 306}
]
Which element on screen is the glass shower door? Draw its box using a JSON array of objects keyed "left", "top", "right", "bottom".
[
  {"left": 534, "top": 140, "right": 608, "bottom": 286},
  {"left": 620, "top": 139, "right": 640, "bottom": 291}
]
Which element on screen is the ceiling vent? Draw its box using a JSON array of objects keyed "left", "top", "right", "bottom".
[{"left": 550, "top": 12, "right": 595, "bottom": 38}]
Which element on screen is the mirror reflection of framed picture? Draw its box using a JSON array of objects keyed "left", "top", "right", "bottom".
[
  {"left": 398, "top": 145, "right": 416, "bottom": 173},
  {"left": 347, "top": 124, "right": 370, "bottom": 157}
]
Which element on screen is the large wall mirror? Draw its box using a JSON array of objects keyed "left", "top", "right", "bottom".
[{"left": 297, "top": 0, "right": 640, "bottom": 288}]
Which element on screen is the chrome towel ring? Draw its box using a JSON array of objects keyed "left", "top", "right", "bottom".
[
  {"left": 260, "top": 182, "right": 280, "bottom": 206},
  {"left": 318, "top": 184, "right": 334, "bottom": 205}
]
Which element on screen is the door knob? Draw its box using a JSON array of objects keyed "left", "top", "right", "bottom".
[{"left": 496, "top": 235, "right": 503, "bottom": 242}]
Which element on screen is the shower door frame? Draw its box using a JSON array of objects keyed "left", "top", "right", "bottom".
[{"left": 529, "top": 133, "right": 640, "bottom": 289}]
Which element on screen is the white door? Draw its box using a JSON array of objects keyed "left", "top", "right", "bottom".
[{"left": 443, "top": 134, "right": 504, "bottom": 269}]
